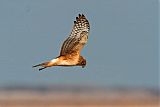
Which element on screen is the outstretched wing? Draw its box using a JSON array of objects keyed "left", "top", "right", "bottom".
[{"left": 60, "top": 14, "right": 90, "bottom": 56}]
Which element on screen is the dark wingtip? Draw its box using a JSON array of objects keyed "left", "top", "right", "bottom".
[
  {"left": 76, "top": 17, "right": 78, "bottom": 20},
  {"left": 74, "top": 21, "right": 76, "bottom": 24},
  {"left": 79, "top": 14, "right": 81, "bottom": 17}
]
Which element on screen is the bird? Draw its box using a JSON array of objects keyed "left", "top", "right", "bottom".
[{"left": 33, "top": 14, "right": 90, "bottom": 71}]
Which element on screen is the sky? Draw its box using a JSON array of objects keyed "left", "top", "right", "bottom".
[{"left": 0, "top": 0, "right": 158, "bottom": 88}]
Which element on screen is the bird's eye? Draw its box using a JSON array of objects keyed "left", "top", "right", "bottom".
[{"left": 81, "top": 61, "right": 85, "bottom": 65}]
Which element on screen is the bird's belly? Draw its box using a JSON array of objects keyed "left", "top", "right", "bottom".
[{"left": 59, "top": 60, "right": 77, "bottom": 66}]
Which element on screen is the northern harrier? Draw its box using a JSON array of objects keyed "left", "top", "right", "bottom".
[{"left": 33, "top": 14, "right": 90, "bottom": 71}]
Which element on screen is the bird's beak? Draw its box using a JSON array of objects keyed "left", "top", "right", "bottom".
[{"left": 82, "top": 65, "right": 86, "bottom": 68}]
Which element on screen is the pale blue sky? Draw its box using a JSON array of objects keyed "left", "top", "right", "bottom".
[{"left": 0, "top": 0, "right": 158, "bottom": 88}]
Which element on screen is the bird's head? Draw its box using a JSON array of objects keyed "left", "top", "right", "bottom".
[
  {"left": 81, "top": 59, "right": 86, "bottom": 68},
  {"left": 78, "top": 56, "right": 86, "bottom": 68}
]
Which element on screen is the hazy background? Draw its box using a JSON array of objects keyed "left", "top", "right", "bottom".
[{"left": 0, "top": 0, "right": 158, "bottom": 89}]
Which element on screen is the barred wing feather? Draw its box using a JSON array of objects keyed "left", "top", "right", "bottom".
[{"left": 60, "top": 14, "right": 90, "bottom": 55}]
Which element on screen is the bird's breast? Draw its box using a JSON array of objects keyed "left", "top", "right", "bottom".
[{"left": 57, "top": 55, "right": 79, "bottom": 66}]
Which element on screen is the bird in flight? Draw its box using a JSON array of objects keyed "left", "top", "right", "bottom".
[{"left": 33, "top": 14, "right": 90, "bottom": 71}]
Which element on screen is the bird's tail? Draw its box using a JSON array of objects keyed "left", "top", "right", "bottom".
[
  {"left": 33, "top": 58, "right": 59, "bottom": 71},
  {"left": 32, "top": 62, "right": 50, "bottom": 71}
]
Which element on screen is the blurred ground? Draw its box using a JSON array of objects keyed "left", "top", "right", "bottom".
[{"left": 0, "top": 86, "right": 159, "bottom": 107}]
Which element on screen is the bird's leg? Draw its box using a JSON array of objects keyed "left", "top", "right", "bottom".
[{"left": 39, "top": 67, "right": 47, "bottom": 71}]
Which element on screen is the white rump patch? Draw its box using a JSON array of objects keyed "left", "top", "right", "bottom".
[{"left": 50, "top": 58, "right": 58, "bottom": 63}]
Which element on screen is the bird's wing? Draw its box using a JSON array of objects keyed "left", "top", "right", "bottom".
[{"left": 60, "top": 14, "right": 90, "bottom": 56}]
